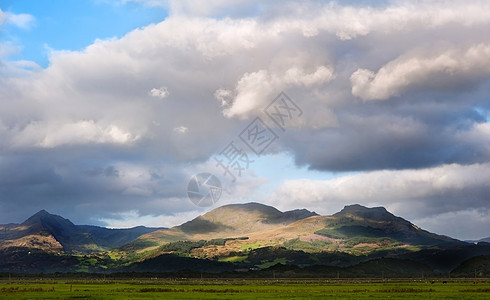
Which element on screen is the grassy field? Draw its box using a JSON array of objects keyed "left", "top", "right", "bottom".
[{"left": 0, "top": 278, "right": 489, "bottom": 299}]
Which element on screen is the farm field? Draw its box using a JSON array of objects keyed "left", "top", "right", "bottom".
[{"left": 0, "top": 278, "right": 489, "bottom": 299}]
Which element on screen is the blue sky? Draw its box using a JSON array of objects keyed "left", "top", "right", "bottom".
[
  {"left": 1, "top": 0, "right": 167, "bottom": 66},
  {"left": 1, "top": 0, "right": 490, "bottom": 240}
]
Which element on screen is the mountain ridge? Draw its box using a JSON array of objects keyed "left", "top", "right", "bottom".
[
  {"left": 0, "top": 203, "right": 488, "bottom": 275},
  {"left": 125, "top": 202, "right": 464, "bottom": 256},
  {"left": 0, "top": 209, "right": 163, "bottom": 254}
]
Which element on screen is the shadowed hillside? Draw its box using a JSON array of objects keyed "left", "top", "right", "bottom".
[{"left": 0, "top": 210, "right": 162, "bottom": 253}]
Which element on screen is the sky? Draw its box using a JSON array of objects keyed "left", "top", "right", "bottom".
[{"left": 0, "top": 0, "right": 489, "bottom": 240}]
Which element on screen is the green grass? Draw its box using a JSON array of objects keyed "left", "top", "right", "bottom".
[
  {"left": 258, "top": 258, "right": 289, "bottom": 269},
  {"left": 218, "top": 256, "right": 248, "bottom": 263},
  {"left": 106, "top": 251, "right": 124, "bottom": 260},
  {"left": 283, "top": 238, "right": 334, "bottom": 252},
  {"left": 0, "top": 278, "right": 489, "bottom": 299},
  {"left": 240, "top": 243, "right": 262, "bottom": 250}
]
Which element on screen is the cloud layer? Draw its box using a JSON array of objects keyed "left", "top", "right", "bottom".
[{"left": 0, "top": 1, "right": 489, "bottom": 239}]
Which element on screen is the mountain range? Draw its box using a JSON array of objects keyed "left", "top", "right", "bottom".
[
  {"left": 0, "top": 209, "right": 162, "bottom": 253},
  {"left": 0, "top": 202, "right": 488, "bottom": 277}
]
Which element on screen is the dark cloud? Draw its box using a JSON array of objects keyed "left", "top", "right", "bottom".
[{"left": 285, "top": 99, "right": 490, "bottom": 171}]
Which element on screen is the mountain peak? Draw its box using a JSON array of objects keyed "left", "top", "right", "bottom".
[
  {"left": 206, "top": 202, "right": 318, "bottom": 221},
  {"left": 177, "top": 202, "right": 317, "bottom": 235},
  {"left": 341, "top": 204, "right": 387, "bottom": 212},
  {"left": 217, "top": 202, "right": 280, "bottom": 212},
  {"left": 22, "top": 209, "right": 76, "bottom": 229},
  {"left": 33, "top": 209, "right": 50, "bottom": 216},
  {"left": 336, "top": 204, "right": 396, "bottom": 221}
]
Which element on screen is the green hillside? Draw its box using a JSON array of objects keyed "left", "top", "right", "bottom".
[
  {"left": 0, "top": 203, "right": 488, "bottom": 277},
  {"left": 451, "top": 255, "right": 490, "bottom": 278}
]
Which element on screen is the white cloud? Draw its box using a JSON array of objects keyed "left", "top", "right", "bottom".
[
  {"left": 270, "top": 163, "right": 490, "bottom": 221},
  {"left": 2, "top": 10, "right": 35, "bottom": 29},
  {"left": 0, "top": 9, "right": 5, "bottom": 26},
  {"left": 222, "top": 66, "right": 334, "bottom": 119},
  {"left": 11, "top": 120, "right": 139, "bottom": 148},
  {"left": 351, "top": 44, "right": 490, "bottom": 100},
  {"left": 173, "top": 126, "right": 188, "bottom": 134},
  {"left": 284, "top": 66, "right": 334, "bottom": 87},
  {"left": 214, "top": 88, "right": 233, "bottom": 107},
  {"left": 148, "top": 86, "right": 169, "bottom": 98},
  {"left": 0, "top": 9, "right": 34, "bottom": 61}
]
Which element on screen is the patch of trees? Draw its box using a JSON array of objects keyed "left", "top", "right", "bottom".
[{"left": 160, "top": 237, "right": 248, "bottom": 254}]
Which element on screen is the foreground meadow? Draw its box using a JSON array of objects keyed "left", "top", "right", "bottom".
[{"left": 0, "top": 278, "right": 489, "bottom": 299}]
